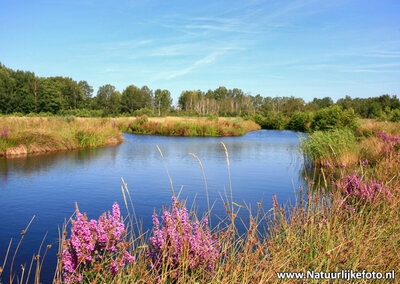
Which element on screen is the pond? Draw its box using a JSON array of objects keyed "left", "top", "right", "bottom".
[{"left": 0, "top": 130, "right": 306, "bottom": 282}]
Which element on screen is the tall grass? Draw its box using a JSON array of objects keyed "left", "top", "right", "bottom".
[
  {"left": 0, "top": 117, "right": 123, "bottom": 157},
  {"left": 118, "top": 116, "right": 261, "bottom": 137},
  {"left": 301, "top": 128, "right": 358, "bottom": 166}
]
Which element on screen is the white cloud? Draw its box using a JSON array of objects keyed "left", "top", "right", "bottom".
[{"left": 164, "top": 50, "right": 224, "bottom": 79}]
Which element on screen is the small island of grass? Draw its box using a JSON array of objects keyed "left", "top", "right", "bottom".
[{"left": 0, "top": 116, "right": 261, "bottom": 158}]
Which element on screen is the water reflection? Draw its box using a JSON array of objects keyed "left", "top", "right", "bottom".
[{"left": 0, "top": 147, "right": 121, "bottom": 181}]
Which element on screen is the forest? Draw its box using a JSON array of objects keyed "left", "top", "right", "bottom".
[{"left": 1, "top": 62, "right": 400, "bottom": 125}]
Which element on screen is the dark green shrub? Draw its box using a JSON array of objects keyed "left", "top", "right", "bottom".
[
  {"left": 264, "top": 112, "right": 287, "bottom": 130},
  {"left": 390, "top": 109, "right": 400, "bottom": 122},
  {"left": 132, "top": 108, "right": 154, "bottom": 117},
  {"left": 311, "top": 106, "right": 358, "bottom": 131},
  {"left": 244, "top": 113, "right": 265, "bottom": 128},
  {"left": 287, "top": 112, "right": 314, "bottom": 132}
]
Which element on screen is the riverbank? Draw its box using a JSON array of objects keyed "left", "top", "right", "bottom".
[
  {"left": 116, "top": 115, "right": 261, "bottom": 136},
  {"left": 0, "top": 117, "right": 123, "bottom": 158},
  {"left": 301, "top": 119, "right": 400, "bottom": 167},
  {"left": 0, "top": 116, "right": 261, "bottom": 158}
]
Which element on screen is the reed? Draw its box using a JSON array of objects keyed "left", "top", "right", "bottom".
[{"left": 301, "top": 128, "right": 359, "bottom": 167}]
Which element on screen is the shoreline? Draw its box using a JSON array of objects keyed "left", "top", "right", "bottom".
[
  {"left": 1, "top": 136, "right": 123, "bottom": 158},
  {"left": 0, "top": 116, "right": 260, "bottom": 159}
]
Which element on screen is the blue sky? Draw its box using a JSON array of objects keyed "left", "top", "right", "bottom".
[{"left": 1, "top": 0, "right": 399, "bottom": 103}]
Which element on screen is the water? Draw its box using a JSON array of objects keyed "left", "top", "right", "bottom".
[{"left": 0, "top": 130, "right": 306, "bottom": 282}]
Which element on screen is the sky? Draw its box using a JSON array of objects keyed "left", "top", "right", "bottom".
[{"left": 1, "top": 0, "right": 400, "bottom": 103}]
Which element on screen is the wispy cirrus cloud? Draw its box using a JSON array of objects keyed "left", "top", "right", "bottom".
[{"left": 161, "top": 50, "right": 227, "bottom": 80}]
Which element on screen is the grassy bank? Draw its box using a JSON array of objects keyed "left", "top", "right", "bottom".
[
  {"left": 0, "top": 116, "right": 261, "bottom": 158},
  {"left": 302, "top": 119, "right": 400, "bottom": 167},
  {"left": 116, "top": 115, "right": 261, "bottom": 136},
  {"left": 0, "top": 117, "right": 123, "bottom": 158}
]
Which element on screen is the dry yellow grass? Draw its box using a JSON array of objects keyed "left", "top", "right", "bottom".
[
  {"left": 115, "top": 116, "right": 261, "bottom": 136},
  {"left": 0, "top": 117, "right": 123, "bottom": 157},
  {"left": 0, "top": 116, "right": 261, "bottom": 157}
]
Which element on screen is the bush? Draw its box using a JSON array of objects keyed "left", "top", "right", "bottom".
[
  {"left": 390, "top": 109, "right": 400, "bottom": 122},
  {"left": 287, "top": 112, "right": 314, "bottom": 132},
  {"left": 311, "top": 106, "right": 358, "bottom": 131},
  {"left": 132, "top": 108, "right": 154, "bottom": 117},
  {"left": 264, "top": 112, "right": 287, "bottom": 130}
]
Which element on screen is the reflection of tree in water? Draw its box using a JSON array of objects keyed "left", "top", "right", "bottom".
[{"left": 0, "top": 146, "right": 119, "bottom": 183}]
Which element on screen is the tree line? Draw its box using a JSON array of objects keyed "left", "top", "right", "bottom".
[
  {"left": 1, "top": 62, "right": 399, "bottom": 123},
  {"left": 0, "top": 63, "right": 172, "bottom": 116}
]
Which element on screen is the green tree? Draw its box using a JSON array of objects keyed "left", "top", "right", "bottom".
[
  {"left": 96, "top": 84, "right": 116, "bottom": 110},
  {"left": 108, "top": 91, "right": 121, "bottom": 115},
  {"left": 37, "top": 78, "right": 62, "bottom": 113},
  {"left": 121, "top": 85, "right": 152, "bottom": 113},
  {"left": 154, "top": 89, "right": 172, "bottom": 116}
]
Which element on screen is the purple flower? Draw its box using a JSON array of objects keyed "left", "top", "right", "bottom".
[
  {"left": 361, "top": 159, "right": 368, "bottom": 167},
  {"left": 339, "top": 170, "right": 390, "bottom": 203},
  {"left": 148, "top": 197, "right": 219, "bottom": 276},
  {"left": 62, "top": 202, "right": 134, "bottom": 283},
  {"left": 377, "top": 132, "right": 400, "bottom": 154},
  {"left": 0, "top": 127, "right": 8, "bottom": 140}
]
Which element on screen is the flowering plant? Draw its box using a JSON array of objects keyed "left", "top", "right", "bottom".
[
  {"left": 62, "top": 203, "right": 134, "bottom": 283},
  {"left": 377, "top": 131, "right": 400, "bottom": 153},
  {"left": 338, "top": 170, "right": 390, "bottom": 204},
  {"left": 0, "top": 127, "right": 8, "bottom": 140},
  {"left": 148, "top": 197, "right": 219, "bottom": 278}
]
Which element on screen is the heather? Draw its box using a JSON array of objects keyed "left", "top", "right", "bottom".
[
  {"left": 148, "top": 197, "right": 219, "bottom": 279},
  {"left": 61, "top": 203, "right": 134, "bottom": 283}
]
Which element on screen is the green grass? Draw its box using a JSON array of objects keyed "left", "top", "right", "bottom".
[{"left": 301, "top": 128, "right": 359, "bottom": 166}]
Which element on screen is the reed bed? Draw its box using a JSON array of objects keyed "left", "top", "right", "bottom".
[
  {"left": 116, "top": 115, "right": 261, "bottom": 136},
  {"left": 0, "top": 117, "right": 123, "bottom": 157},
  {"left": 1, "top": 123, "right": 399, "bottom": 283}
]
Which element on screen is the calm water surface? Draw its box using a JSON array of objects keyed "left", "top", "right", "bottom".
[{"left": 0, "top": 130, "right": 306, "bottom": 282}]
